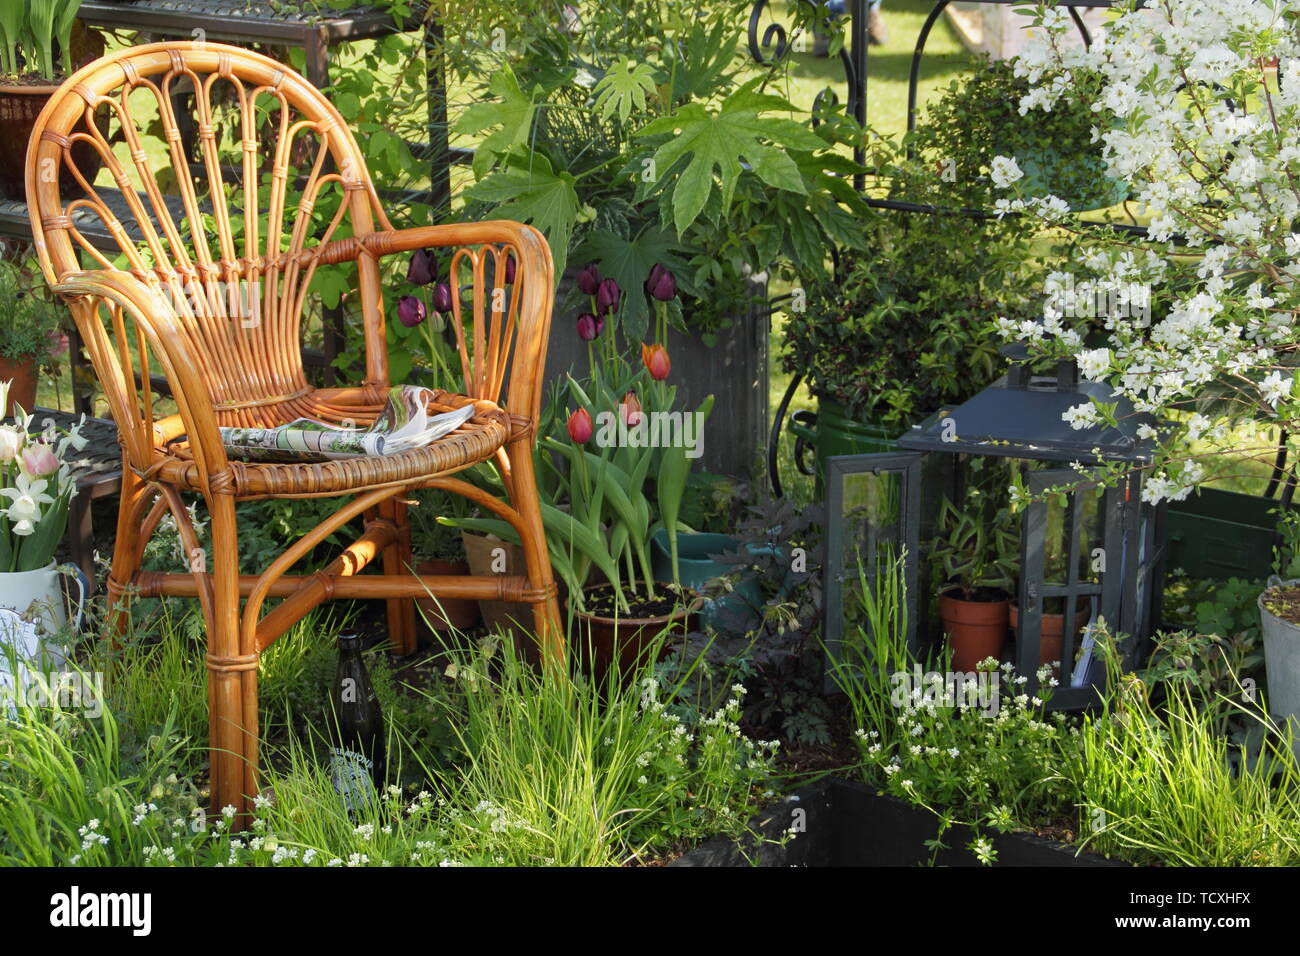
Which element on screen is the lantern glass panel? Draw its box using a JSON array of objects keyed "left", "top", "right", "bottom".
[{"left": 822, "top": 453, "right": 923, "bottom": 690}]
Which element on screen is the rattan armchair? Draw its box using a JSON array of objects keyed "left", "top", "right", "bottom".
[{"left": 25, "top": 41, "right": 562, "bottom": 822}]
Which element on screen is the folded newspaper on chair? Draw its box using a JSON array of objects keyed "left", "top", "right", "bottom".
[{"left": 219, "top": 386, "right": 475, "bottom": 463}]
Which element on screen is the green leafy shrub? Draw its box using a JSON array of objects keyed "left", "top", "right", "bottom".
[
  {"left": 0, "top": 258, "right": 64, "bottom": 362},
  {"left": 916, "top": 56, "right": 1120, "bottom": 211}
]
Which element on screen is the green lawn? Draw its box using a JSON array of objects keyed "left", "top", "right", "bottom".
[{"left": 766, "top": 1, "right": 978, "bottom": 502}]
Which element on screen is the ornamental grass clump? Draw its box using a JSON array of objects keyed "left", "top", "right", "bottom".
[
  {"left": 425, "top": 632, "right": 778, "bottom": 865},
  {"left": 1068, "top": 626, "right": 1300, "bottom": 867},
  {"left": 0, "top": 610, "right": 776, "bottom": 866}
]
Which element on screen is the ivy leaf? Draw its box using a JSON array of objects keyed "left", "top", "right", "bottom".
[
  {"left": 593, "top": 57, "right": 658, "bottom": 124},
  {"left": 575, "top": 226, "right": 686, "bottom": 342},
  {"left": 453, "top": 66, "right": 538, "bottom": 179},
  {"left": 637, "top": 79, "right": 827, "bottom": 236},
  {"left": 465, "top": 149, "right": 579, "bottom": 280}
]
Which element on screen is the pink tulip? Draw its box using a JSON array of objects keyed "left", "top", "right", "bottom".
[
  {"left": 22, "top": 443, "right": 59, "bottom": 477},
  {"left": 620, "top": 390, "right": 643, "bottom": 427}
]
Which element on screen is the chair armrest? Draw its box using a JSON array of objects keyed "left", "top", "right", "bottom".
[
  {"left": 314, "top": 221, "right": 556, "bottom": 428},
  {"left": 52, "top": 270, "right": 230, "bottom": 485},
  {"left": 313, "top": 221, "right": 551, "bottom": 267}
]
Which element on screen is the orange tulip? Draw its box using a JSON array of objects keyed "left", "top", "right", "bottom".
[
  {"left": 642, "top": 343, "right": 671, "bottom": 380},
  {"left": 621, "top": 390, "right": 644, "bottom": 427}
]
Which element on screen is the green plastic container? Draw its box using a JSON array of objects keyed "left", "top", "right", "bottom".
[
  {"left": 651, "top": 530, "right": 784, "bottom": 633},
  {"left": 1165, "top": 488, "right": 1279, "bottom": 581},
  {"left": 789, "top": 398, "right": 901, "bottom": 494}
]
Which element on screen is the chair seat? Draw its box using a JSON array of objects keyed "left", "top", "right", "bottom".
[{"left": 145, "top": 387, "right": 529, "bottom": 497}]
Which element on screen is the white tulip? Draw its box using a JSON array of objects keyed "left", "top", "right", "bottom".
[{"left": 0, "top": 427, "right": 22, "bottom": 463}]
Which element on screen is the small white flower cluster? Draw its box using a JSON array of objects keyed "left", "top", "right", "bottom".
[{"left": 1001, "top": 0, "right": 1300, "bottom": 501}]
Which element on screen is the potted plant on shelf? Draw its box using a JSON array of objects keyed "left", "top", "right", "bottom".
[
  {"left": 0, "top": 1, "right": 105, "bottom": 199},
  {"left": 0, "top": 258, "right": 66, "bottom": 417},
  {"left": 930, "top": 487, "right": 1020, "bottom": 672},
  {"left": 0, "top": 379, "right": 88, "bottom": 666}
]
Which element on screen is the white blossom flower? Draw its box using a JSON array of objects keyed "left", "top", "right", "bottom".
[{"left": 990, "top": 155, "right": 1024, "bottom": 188}]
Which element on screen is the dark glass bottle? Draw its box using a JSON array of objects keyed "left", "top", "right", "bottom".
[{"left": 328, "top": 632, "right": 387, "bottom": 810}]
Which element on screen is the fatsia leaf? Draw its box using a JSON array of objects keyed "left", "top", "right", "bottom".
[
  {"left": 465, "top": 149, "right": 579, "bottom": 280},
  {"left": 593, "top": 57, "right": 657, "bottom": 124},
  {"left": 666, "top": 20, "right": 737, "bottom": 103},
  {"left": 637, "top": 79, "right": 827, "bottom": 236},
  {"left": 453, "top": 66, "right": 539, "bottom": 179},
  {"left": 573, "top": 226, "right": 686, "bottom": 342}
]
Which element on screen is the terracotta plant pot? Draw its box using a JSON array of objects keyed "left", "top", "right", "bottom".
[
  {"left": 574, "top": 583, "right": 697, "bottom": 681},
  {"left": 0, "top": 354, "right": 38, "bottom": 417},
  {"left": 1009, "top": 603, "right": 1087, "bottom": 675},
  {"left": 414, "top": 558, "right": 481, "bottom": 633},
  {"left": 938, "top": 590, "right": 1009, "bottom": 672},
  {"left": 0, "top": 28, "right": 107, "bottom": 200}
]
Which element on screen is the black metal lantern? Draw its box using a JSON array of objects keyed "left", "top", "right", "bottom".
[{"left": 821, "top": 348, "right": 1166, "bottom": 709}]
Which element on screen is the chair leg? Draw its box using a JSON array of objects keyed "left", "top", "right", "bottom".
[
  {"left": 379, "top": 496, "right": 417, "bottom": 657},
  {"left": 204, "top": 491, "right": 258, "bottom": 826},
  {"left": 506, "top": 441, "right": 564, "bottom": 671},
  {"left": 105, "top": 468, "right": 146, "bottom": 642}
]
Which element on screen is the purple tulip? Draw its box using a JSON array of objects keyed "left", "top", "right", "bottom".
[
  {"left": 504, "top": 254, "right": 517, "bottom": 284},
  {"left": 407, "top": 248, "right": 435, "bottom": 286},
  {"left": 645, "top": 264, "right": 677, "bottom": 302},
  {"left": 397, "top": 295, "right": 426, "bottom": 328},
  {"left": 576, "top": 312, "right": 601, "bottom": 341},
  {"left": 431, "top": 281, "right": 454, "bottom": 314},
  {"left": 577, "top": 263, "right": 602, "bottom": 296},
  {"left": 596, "top": 278, "right": 621, "bottom": 316}
]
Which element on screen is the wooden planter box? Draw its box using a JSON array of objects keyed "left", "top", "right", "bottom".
[
  {"left": 543, "top": 276, "right": 769, "bottom": 480},
  {"left": 672, "top": 777, "right": 1125, "bottom": 867}
]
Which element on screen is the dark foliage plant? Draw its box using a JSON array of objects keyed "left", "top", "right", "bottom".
[{"left": 660, "top": 494, "right": 834, "bottom": 749}]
